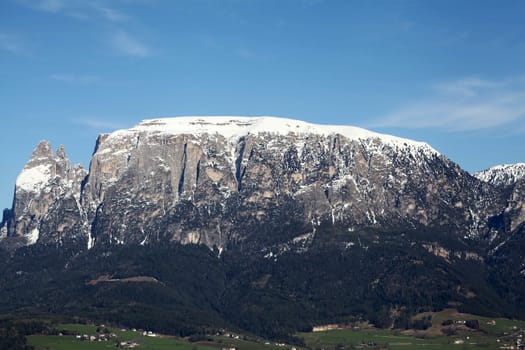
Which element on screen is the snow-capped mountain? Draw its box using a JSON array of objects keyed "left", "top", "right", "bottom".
[
  {"left": 0, "top": 116, "right": 518, "bottom": 251},
  {"left": 2, "top": 116, "right": 525, "bottom": 338},
  {"left": 475, "top": 163, "right": 525, "bottom": 187}
]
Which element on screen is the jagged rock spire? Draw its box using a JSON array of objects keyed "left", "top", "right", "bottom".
[{"left": 2, "top": 141, "right": 87, "bottom": 245}]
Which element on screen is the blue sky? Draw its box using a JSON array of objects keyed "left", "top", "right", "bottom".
[{"left": 1, "top": 0, "right": 525, "bottom": 210}]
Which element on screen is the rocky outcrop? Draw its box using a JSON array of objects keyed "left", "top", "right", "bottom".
[
  {"left": 0, "top": 117, "right": 518, "bottom": 251},
  {"left": 475, "top": 163, "right": 525, "bottom": 188},
  {"left": 1, "top": 141, "right": 87, "bottom": 246},
  {"left": 503, "top": 179, "right": 525, "bottom": 232},
  {"left": 475, "top": 164, "right": 525, "bottom": 233}
]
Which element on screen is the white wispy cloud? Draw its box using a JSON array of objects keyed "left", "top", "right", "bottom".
[
  {"left": 91, "top": 2, "right": 128, "bottom": 22},
  {"left": 369, "top": 76, "right": 525, "bottom": 131},
  {"left": 36, "top": 0, "right": 64, "bottom": 12},
  {"left": 73, "top": 118, "right": 129, "bottom": 130},
  {"left": 0, "top": 33, "right": 25, "bottom": 54},
  {"left": 15, "top": 0, "right": 154, "bottom": 59},
  {"left": 13, "top": 0, "right": 65, "bottom": 13},
  {"left": 50, "top": 74, "right": 101, "bottom": 85},
  {"left": 434, "top": 77, "right": 502, "bottom": 97},
  {"left": 15, "top": 0, "right": 128, "bottom": 22},
  {"left": 111, "top": 31, "right": 151, "bottom": 57}
]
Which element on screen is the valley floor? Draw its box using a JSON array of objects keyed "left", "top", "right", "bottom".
[{"left": 24, "top": 309, "right": 525, "bottom": 350}]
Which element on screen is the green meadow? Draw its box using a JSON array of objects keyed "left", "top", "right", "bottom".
[
  {"left": 28, "top": 324, "right": 217, "bottom": 350},
  {"left": 26, "top": 311, "right": 525, "bottom": 350},
  {"left": 299, "top": 309, "right": 525, "bottom": 350}
]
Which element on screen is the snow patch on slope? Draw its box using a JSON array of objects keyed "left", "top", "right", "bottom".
[
  {"left": 27, "top": 227, "right": 39, "bottom": 244},
  {"left": 16, "top": 164, "right": 53, "bottom": 193},
  {"left": 474, "top": 163, "right": 525, "bottom": 187}
]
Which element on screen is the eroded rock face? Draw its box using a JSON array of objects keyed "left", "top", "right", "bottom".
[
  {"left": 475, "top": 163, "right": 525, "bottom": 188},
  {"left": 475, "top": 163, "right": 525, "bottom": 234},
  {"left": 0, "top": 117, "right": 519, "bottom": 251},
  {"left": 505, "top": 179, "right": 525, "bottom": 232},
  {"left": 1, "top": 141, "right": 87, "bottom": 246}
]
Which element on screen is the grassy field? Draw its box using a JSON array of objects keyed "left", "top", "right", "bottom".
[
  {"left": 26, "top": 310, "right": 525, "bottom": 350},
  {"left": 28, "top": 323, "right": 218, "bottom": 350},
  {"left": 206, "top": 334, "right": 294, "bottom": 350},
  {"left": 413, "top": 308, "right": 525, "bottom": 335},
  {"left": 298, "top": 309, "right": 525, "bottom": 350},
  {"left": 300, "top": 328, "right": 451, "bottom": 350},
  {"left": 28, "top": 323, "right": 289, "bottom": 350},
  {"left": 299, "top": 327, "right": 490, "bottom": 350}
]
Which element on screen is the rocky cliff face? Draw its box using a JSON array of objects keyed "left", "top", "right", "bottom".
[
  {"left": 0, "top": 117, "right": 517, "bottom": 252},
  {"left": 475, "top": 163, "right": 525, "bottom": 188},
  {"left": 475, "top": 163, "right": 525, "bottom": 233},
  {"left": 506, "top": 179, "right": 525, "bottom": 232},
  {"left": 0, "top": 141, "right": 87, "bottom": 247}
]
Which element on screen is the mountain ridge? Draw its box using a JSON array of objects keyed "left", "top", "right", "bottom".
[
  {"left": 0, "top": 116, "right": 519, "bottom": 250},
  {"left": 1, "top": 116, "right": 501, "bottom": 250},
  {"left": 1, "top": 116, "right": 525, "bottom": 338},
  {"left": 475, "top": 163, "right": 525, "bottom": 187}
]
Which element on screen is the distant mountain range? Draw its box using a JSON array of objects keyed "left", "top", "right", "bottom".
[{"left": 1, "top": 116, "right": 524, "bottom": 339}]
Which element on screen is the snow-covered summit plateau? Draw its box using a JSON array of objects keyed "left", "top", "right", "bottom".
[{"left": 112, "top": 116, "right": 438, "bottom": 155}]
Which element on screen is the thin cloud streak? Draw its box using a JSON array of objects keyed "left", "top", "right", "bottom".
[
  {"left": 15, "top": 0, "right": 128, "bottom": 22},
  {"left": 111, "top": 31, "right": 151, "bottom": 57},
  {"left": 50, "top": 74, "right": 101, "bottom": 85},
  {"left": 91, "top": 3, "right": 129, "bottom": 22},
  {"left": 36, "top": 0, "right": 64, "bottom": 12},
  {"left": 369, "top": 76, "right": 525, "bottom": 131},
  {"left": 435, "top": 77, "right": 502, "bottom": 97},
  {"left": 73, "top": 118, "right": 129, "bottom": 130},
  {"left": 15, "top": 1, "right": 152, "bottom": 60},
  {"left": 14, "top": 0, "right": 65, "bottom": 13},
  {"left": 0, "top": 33, "right": 25, "bottom": 54}
]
